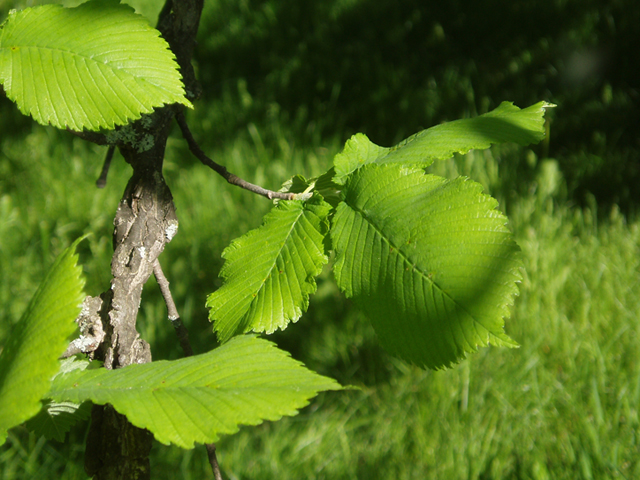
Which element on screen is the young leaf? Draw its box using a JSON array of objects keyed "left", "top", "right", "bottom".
[
  {"left": 333, "top": 133, "right": 390, "bottom": 184},
  {"left": 48, "top": 335, "right": 344, "bottom": 449},
  {"left": 280, "top": 169, "right": 342, "bottom": 208},
  {"left": 331, "top": 164, "right": 522, "bottom": 370},
  {"left": 0, "top": 238, "right": 85, "bottom": 444},
  {"left": 0, "top": 0, "right": 192, "bottom": 131},
  {"left": 333, "top": 101, "right": 554, "bottom": 183},
  {"left": 208, "top": 197, "right": 330, "bottom": 343}
]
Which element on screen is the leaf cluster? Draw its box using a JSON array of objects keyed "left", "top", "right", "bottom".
[
  {"left": 207, "top": 101, "right": 552, "bottom": 370},
  {"left": 0, "top": 0, "right": 553, "bottom": 452}
]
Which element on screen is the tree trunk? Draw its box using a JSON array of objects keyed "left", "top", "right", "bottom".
[
  {"left": 83, "top": 1, "right": 204, "bottom": 478},
  {"left": 85, "top": 111, "right": 177, "bottom": 479}
]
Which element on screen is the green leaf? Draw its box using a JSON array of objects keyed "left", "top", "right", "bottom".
[
  {"left": 280, "top": 169, "right": 342, "bottom": 208},
  {"left": 0, "top": 238, "right": 85, "bottom": 444},
  {"left": 333, "top": 102, "right": 554, "bottom": 183},
  {"left": 0, "top": 0, "right": 191, "bottom": 131},
  {"left": 48, "top": 335, "right": 343, "bottom": 448},
  {"left": 24, "top": 356, "right": 93, "bottom": 442},
  {"left": 333, "top": 133, "right": 390, "bottom": 184},
  {"left": 25, "top": 400, "right": 91, "bottom": 443},
  {"left": 331, "top": 164, "right": 521, "bottom": 370},
  {"left": 312, "top": 167, "right": 343, "bottom": 208},
  {"left": 208, "top": 197, "right": 331, "bottom": 343}
]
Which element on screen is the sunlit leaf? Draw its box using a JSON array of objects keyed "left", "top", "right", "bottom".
[
  {"left": 208, "top": 197, "right": 330, "bottom": 343},
  {"left": 0, "top": 239, "right": 85, "bottom": 444},
  {"left": 331, "top": 164, "right": 521, "bottom": 369},
  {"left": 0, "top": 0, "right": 191, "bottom": 131},
  {"left": 49, "top": 336, "right": 344, "bottom": 448},
  {"left": 333, "top": 101, "right": 554, "bottom": 183}
]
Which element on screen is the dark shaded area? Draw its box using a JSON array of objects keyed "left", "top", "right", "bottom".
[{"left": 195, "top": 0, "right": 639, "bottom": 213}]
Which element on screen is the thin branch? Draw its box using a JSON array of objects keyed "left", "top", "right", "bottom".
[
  {"left": 206, "top": 444, "right": 224, "bottom": 480},
  {"left": 153, "top": 259, "right": 193, "bottom": 358},
  {"left": 175, "top": 110, "right": 309, "bottom": 201},
  {"left": 153, "top": 259, "right": 223, "bottom": 479},
  {"left": 67, "top": 128, "right": 109, "bottom": 145},
  {"left": 96, "top": 146, "right": 115, "bottom": 188}
]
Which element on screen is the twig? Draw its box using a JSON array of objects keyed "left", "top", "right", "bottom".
[
  {"left": 96, "top": 146, "right": 115, "bottom": 188},
  {"left": 153, "top": 259, "right": 193, "bottom": 358},
  {"left": 153, "top": 259, "right": 223, "bottom": 479},
  {"left": 67, "top": 128, "right": 109, "bottom": 145},
  {"left": 206, "top": 444, "right": 224, "bottom": 480},
  {"left": 175, "top": 110, "right": 309, "bottom": 201}
]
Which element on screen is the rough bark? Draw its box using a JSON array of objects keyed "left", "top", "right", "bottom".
[
  {"left": 83, "top": 1, "right": 204, "bottom": 478},
  {"left": 85, "top": 111, "right": 177, "bottom": 479}
]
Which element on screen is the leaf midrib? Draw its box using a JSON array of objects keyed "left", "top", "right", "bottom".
[
  {"left": 5, "top": 45, "right": 168, "bottom": 82},
  {"left": 245, "top": 205, "right": 307, "bottom": 320},
  {"left": 348, "top": 200, "right": 488, "bottom": 336}
]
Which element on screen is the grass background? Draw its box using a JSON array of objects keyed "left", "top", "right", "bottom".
[{"left": 1, "top": 0, "right": 639, "bottom": 478}]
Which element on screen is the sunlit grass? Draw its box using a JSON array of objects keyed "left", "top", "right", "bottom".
[{"left": 1, "top": 120, "right": 639, "bottom": 479}]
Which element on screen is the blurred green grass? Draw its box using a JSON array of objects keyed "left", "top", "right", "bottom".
[{"left": 2, "top": 0, "right": 640, "bottom": 478}]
